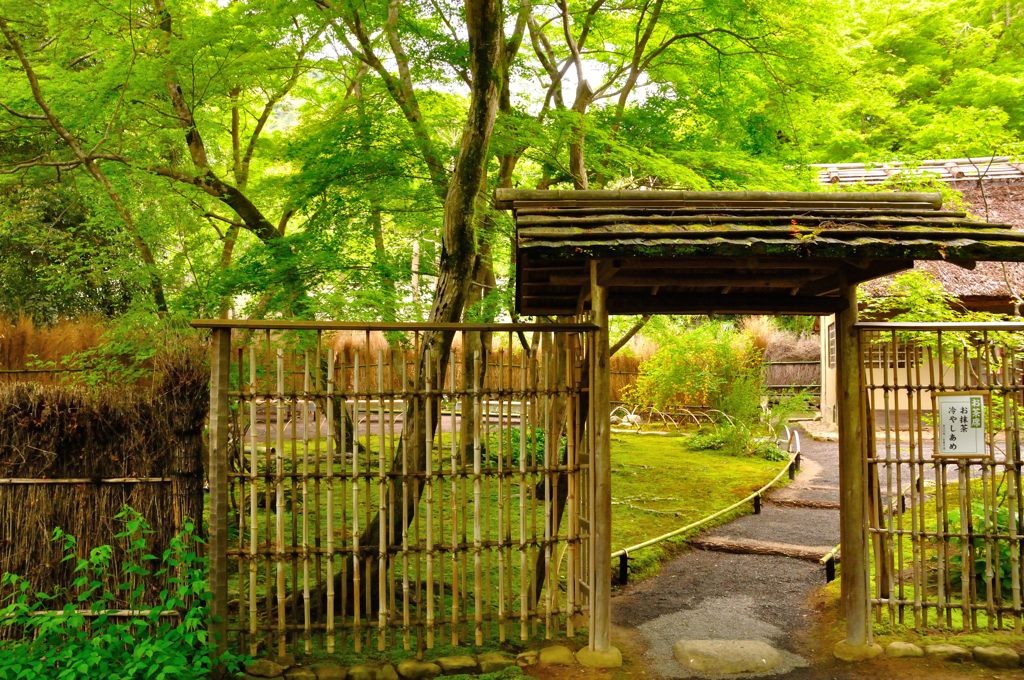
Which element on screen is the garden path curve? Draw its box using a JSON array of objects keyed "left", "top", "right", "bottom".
[{"left": 610, "top": 426, "right": 857, "bottom": 679}]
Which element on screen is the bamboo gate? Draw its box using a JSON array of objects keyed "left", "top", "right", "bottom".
[
  {"left": 199, "top": 321, "right": 596, "bottom": 656},
  {"left": 859, "top": 321, "right": 1024, "bottom": 632}
]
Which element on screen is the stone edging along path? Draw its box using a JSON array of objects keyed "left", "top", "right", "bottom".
[
  {"left": 872, "top": 640, "right": 1022, "bottom": 670},
  {"left": 239, "top": 643, "right": 587, "bottom": 680}
]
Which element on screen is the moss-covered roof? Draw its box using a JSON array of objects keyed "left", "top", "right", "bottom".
[{"left": 496, "top": 189, "right": 1024, "bottom": 316}]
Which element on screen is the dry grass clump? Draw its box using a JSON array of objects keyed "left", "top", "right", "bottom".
[
  {"left": 0, "top": 315, "right": 104, "bottom": 371},
  {"left": 740, "top": 316, "right": 820, "bottom": 362},
  {"left": 0, "top": 349, "right": 207, "bottom": 604}
]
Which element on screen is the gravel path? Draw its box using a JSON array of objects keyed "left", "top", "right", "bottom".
[{"left": 610, "top": 427, "right": 851, "bottom": 678}]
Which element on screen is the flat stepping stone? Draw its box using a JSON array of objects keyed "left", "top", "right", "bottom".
[
  {"left": 703, "top": 506, "right": 839, "bottom": 547},
  {"left": 691, "top": 536, "right": 833, "bottom": 562},
  {"left": 766, "top": 498, "right": 840, "bottom": 510},
  {"left": 673, "top": 639, "right": 783, "bottom": 675}
]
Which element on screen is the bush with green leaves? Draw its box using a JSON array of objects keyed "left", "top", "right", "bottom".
[
  {"left": 0, "top": 507, "right": 248, "bottom": 679},
  {"left": 624, "top": 321, "right": 764, "bottom": 422},
  {"left": 487, "top": 427, "right": 564, "bottom": 468},
  {"left": 947, "top": 502, "right": 1017, "bottom": 602}
]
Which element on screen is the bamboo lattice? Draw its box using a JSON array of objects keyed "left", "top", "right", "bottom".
[
  {"left": 860, "top": 323, "right": 1024, "bottom": 632},
  {"left": 209, "top": 323, "right": 593, "bottom": 655}
]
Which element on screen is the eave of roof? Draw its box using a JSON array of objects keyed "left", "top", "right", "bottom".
[{"left": 498, "top": 189, "right": 1024, "bottom": 317}]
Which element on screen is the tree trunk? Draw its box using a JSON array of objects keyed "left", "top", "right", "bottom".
[{"left": 287, "top": 0, "right": 505, "bottom": 621}]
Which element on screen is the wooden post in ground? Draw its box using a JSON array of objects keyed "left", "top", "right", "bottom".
[
  {"left": 578, "top": 261, "right": 622, "bottom": 668},
  {"left": 834, "top": 279, "right": 881, "bottom": 660},
  {"left": 208, "top": 327, "right": 232, "bottom": 657}
]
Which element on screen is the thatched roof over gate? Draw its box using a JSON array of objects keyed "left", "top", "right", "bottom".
[
  {"left": 812, "top": 160, "right": 1024, "bottom": 309},
  {"left": 496, "top": 189, "right": 1024, "bottom": 317}
]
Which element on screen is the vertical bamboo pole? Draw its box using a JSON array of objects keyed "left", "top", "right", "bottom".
[
  {"left": 352, "top": 350, "right": 363, "bottom": 652},
  {"left": 472, "top": 350, "right": 484, "bottom": 645},
  {"left": 235, "top": 348, "right": 247, "bottom": 652},
  {"left": 835, "top": 278, "right": 874, "bottom": 654},
  {"left": 481, "top": 349, "right": 493, "bottom": 642},
  {"left": 588, "top": 261, "right": 614, "bottom": 656},
  {"left": 264, "top": 332, "right": 273, "bottom": 639},
  {"left": 889, "top": 337, "right": 902, "bottom": 625},
  {"left": 326, "top": 349, "right": 336, "bottom": 653},
  {"left": 378, "top": 350, "right": 388, "bottom": 651},
  {"left": 412, "top": 334, "right": 423, "bottom": 650},
  {"left": 363, "top": 335, "right": 374, "bottom": 627},
  {"left": 519, "top": 343, "right": 529, "bottom": 641},
  {"left": 425, "top": 356, "right": 436, "bottom": 649},
  {"left": 566, "top": 333, "right": 578, "bottom": 638},
  {"left": 275, "top": 349, "right": 287, "bottom": 656},
  {"left": 387, "top": 349, "right": 399, "bottom": 645},
  {"left": 874, "top": 339, "right": 893, "bottom": 624},
  {"left": 339, "top": 351, "right": 350, "bottom": 644},
  {"left": 496, "top": 341, "right": 507, "bottom": 642},
  {"left": 449, "top": 357, "right": 460, "bottom": 646},
  {"left": 401, "top": 350, "right": 412, "bottom": 650},
  {"left": 248, "top": 347, "right": 259, "bottom": 655},
  {"left": 289, "top": 351, "right": 299, "bottom": 624},
  {"left": 302, "top": 352, "right": 312, "bottom": 654},
  {"left": 208, "top": 327, "right": 231, "bottom": 657},
  {"left": 541, "top": 334, "right": 554, "bottom": 638},
  {"left": 314, "top": 334, "right": 323, "bottom": 649},
  {"left": 911, "top": 343, "right": 925, "bottom": 627},
  {"left": 1008, "top": 348, "right": 1023, "bottom": 632},
  {"left": 958, "top": 460, "right": 972, "bottom": 628}
]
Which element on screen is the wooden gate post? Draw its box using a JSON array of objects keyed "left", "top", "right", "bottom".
[
  {"left": 578, "top": 262, "right": 622, "bottom": 668},
  {"left": 834, "top": 280, "right": 881, "bottom": 660},
  {"left": 208, "top": 327, "right": 231, "bottom": 657}
]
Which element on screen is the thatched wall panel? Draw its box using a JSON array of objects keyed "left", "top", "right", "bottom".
[{"left": 0, "top": 355, "right": 206, "bottom": 604}]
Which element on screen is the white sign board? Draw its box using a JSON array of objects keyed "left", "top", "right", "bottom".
[{"left": 935, "top": 393, "right": 986, "bottom": 457}]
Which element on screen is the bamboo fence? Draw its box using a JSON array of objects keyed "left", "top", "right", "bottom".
[
  {"left": 201, "top": 322, "right": 595, "bottom": 656},
  {"left": 859, "top": 322, "right": 1024, "bottom": 632}
]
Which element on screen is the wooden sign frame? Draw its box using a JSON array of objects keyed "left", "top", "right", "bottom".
[{"left": 932, "top": 391, "right": 991, "bottom": 459}]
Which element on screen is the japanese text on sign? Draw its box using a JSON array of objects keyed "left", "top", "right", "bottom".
[{"left": 936, "top": 394, "right": 986, "bottom": 457}]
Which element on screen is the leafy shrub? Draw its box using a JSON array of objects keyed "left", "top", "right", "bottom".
[
  {"left": 0, "top": 507, "right": 248, "bottom": 679},
  {"left": 487, "top": 427, "right": 559, "bottom": 468},
  {"left": 947, "top": 502, "right": 1017, "bottom": 601},
  {"left": 751, "top": 440, "right": 788, "bottom": 462},
  {"left": 686, "top": 429, "right": 727, "bottom": 451},
  {"left": 623, "top": 321, "right": 764, "bottom": 421}
]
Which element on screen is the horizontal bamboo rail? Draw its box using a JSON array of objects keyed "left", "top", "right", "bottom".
[
  {"left": 0, "top": 477, "right": 172, "bottom": 485},
  {"left": 192, "top": 320, "right": 597, "bottom": 332},
  {"left": 1, "top": 609, "right": 181, "bottom": 619}
]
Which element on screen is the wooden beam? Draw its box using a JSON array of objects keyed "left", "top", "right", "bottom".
[
  {"left": 589, "top": 261, "right": 614, "bottom": 654},
  {"left": 835, "top": 278, "right": 873, "bottom": 652},
  {"left": 207, "top": 327, "right": 231, "bottom": 657},
  {"left": 548, "top": 273, "right": 824, "bottom": 288},
  {"left": 495, "top": 187, "right": 944, "bottom": 210},
  {"left": 515, "top": 206, "right": 968, "bottom": 218},
  {"left": 604, "top": 293, "right": 847, "bottom": 316},
  {"left": 843, "top": 260, "right": 913, "bottom": 285},
  {"left": 519, "top": 224, "right": 1022, "bottom": 240}
]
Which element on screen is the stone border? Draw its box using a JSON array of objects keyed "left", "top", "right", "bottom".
[
  {"left": 239, "top": 643, "right": 618, "bottom": 679},
  {"left": 872, "top": 641, "right": 1022, "bottom": 671}
]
